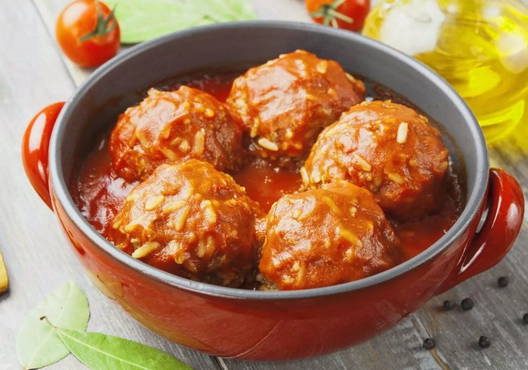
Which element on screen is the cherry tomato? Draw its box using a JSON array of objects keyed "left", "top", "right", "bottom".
[
  {"left": 56, "top": 0, "right": 120, "bottom": 68},
  {"left": 306, "top": 0, "right": 370, "bottom": 32}
]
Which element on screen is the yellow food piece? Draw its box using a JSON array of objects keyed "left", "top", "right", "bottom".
[
  {"left": 364, "top": 0, "right": 528, "bottom": 143},
  {"left": 0, "top": 252, "right": 8, "bottom": 293}
]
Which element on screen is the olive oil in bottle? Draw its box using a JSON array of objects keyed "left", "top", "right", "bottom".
[{"left": 363, "top": 0, "right": 528, "bottom": 143}]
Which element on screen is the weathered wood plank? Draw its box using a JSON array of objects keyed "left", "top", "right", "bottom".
[{"left": 33, "top": 0, "right": 92, "bottom": 85}]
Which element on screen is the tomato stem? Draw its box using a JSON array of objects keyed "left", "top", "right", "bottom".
[
  {"left": 310, "top": 0, "right": 355, "bottom": 27},
  {"left": 79, "top": 1, "right": 116, "bottom": 42},
  {"left": 327, "top": 8, "right": 354, "bottom": 23}
]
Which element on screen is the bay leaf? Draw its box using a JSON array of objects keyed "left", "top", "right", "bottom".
[
  {"left": 105, "top": 0, "right": 205, "bottom": 44},
  {"left": 185, "top": 0, "right": 256, "bottom": 22},
  {"left": 105, "top": 0, "right": 256, "bottom": 44},
  {"left": 55, "top": 327, "right": 192, "bottom": 370},
  {"left": 16, "top": 282, "right": 90, "bottom": 369}
]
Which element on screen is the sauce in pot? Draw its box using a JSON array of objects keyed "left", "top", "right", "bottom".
[{"left": 71, "top": 72, "right": 463, "bottom": 268}]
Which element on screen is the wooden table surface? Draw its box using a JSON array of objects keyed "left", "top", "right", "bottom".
[{"left": 1, "top": 1, "right": 527, "bottom": 369}]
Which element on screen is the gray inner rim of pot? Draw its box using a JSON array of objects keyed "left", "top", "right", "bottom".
[{"left": 49, "top": 21, "right": 488, "bottom": 300}]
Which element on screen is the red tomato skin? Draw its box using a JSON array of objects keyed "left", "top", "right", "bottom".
[
  {"left": 56, "top": 0, "right": 120, "bottom": 68},
  {"left": 306, "top": 0, "right": 370, "bottom": 32}
]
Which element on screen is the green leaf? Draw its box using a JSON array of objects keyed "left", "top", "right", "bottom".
[
  {"left": 16, "top": 282, "right": 90, "bottom": 369},
  {"left": 104, "top": 0, "right": 204, "bottom": 44},
  {"left": 105, "top": 0, "right": 256, "bottom": 44},
  {"left": 185, "top": 0, "right": 256, "bottom": 22},
  {"left": 54, "top": 327, "right": 192, "bottom": 370}
]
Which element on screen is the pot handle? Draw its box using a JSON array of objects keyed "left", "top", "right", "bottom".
[
  {"left": 21, "top": 102, "right": 65, "bottom": 210},
  {"left": 436, "top": 168, "right": 525, "bottom": 294}
]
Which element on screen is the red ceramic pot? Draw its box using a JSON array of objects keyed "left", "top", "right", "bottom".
[{"left": 21, "top": 22, "right": 524, "bottom": 360}]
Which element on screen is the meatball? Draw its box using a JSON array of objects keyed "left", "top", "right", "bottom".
[
  {"left": 302, "top": 101, "right": 449, "bottom": 220},
  {"left": 110, "top": 86, "right": 244, "bottom": 181},
  {"left": 259, "top": 182, "right": 400, "bottom": 290},
  {"left": 108, "top": 160, "right": 261, "bottom": 287},
  {"left": 227, "top": 50, "right": 365, "bottom": 163}
]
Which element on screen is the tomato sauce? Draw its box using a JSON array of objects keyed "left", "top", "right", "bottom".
[{"left": 71, "top": 73, "right": 463, "bottom": 263}]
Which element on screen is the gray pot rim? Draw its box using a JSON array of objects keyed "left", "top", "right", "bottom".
[{"left": 49, "top": 20, "right": 489, "bottom": 300}]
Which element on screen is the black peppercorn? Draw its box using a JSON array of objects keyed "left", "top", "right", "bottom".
[
  {"left": 461, "top": 298, "right": 474, "bottom": 311},
  {"left": 497, "top": 276, "right": 509, "bottom": 288},
  {"left": 478, "top": 336, "right": 491, "bottom": 349},
  {"left": 442, "top": 300, "right": 455, "bottom": 311},
  {"left": 423, "top": 338, "right": 436, "bottom": 350},
  {"left": 523, "top": 313, "right": 528, "bottom": 324}
]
